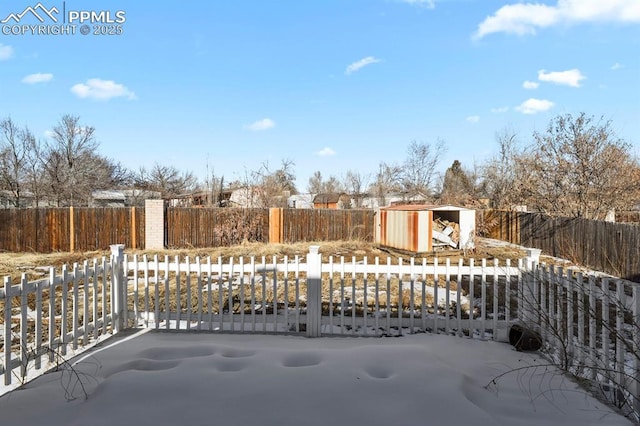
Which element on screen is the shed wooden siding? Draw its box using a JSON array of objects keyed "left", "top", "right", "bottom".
[
  {"left": 378, "top": 209, "right": 433, "bottom": 252},
  {"left": 313, "top": 201, "right": 339, "bottom": 209}
]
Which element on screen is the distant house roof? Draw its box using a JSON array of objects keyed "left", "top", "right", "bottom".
[
  {"left": 381, "top": 204, "right": 473, "bottom": 211},
  {"left": 313, "top": 193, "right": 343, "bottom": 204},
  {"left": 91, "top": 190, "right": 126, "bottom": 201},
  {"left": 0, "top": 190, "right": 35, "bottom": 198},
  {"left": 121, "top": 189, "right": 162, "bottom": 198},
  {"left": 382, "top": 204, "right": 439, "bottom": 211}
]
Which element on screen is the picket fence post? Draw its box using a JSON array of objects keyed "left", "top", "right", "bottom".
[
  {"left": 519, "top": 248, "right": 541, "bottom": 328},
  {"left": 306, "top": 246, "right": 322, "bottom": 337},
  {"left": 632, "top": 285, "right": 640, "bottom": 421},
  {"left": 111, "top": 244, "right": 125, "bottom": 333}
]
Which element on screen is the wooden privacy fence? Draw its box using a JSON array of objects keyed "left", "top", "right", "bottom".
[
  {"left": 0, "top": 207, "right": 144, "bottom": 252},
  {"left": 479, "top": 210, "right": 640, "bottom": 283},
  {"left": 165, "top": 207, "right": 376, "bottom": 248},
  {"left": 0, "top": 206, "right": 378, "bottom": 253},
  {"left": 279, "top": 208, "right": 376, "bottom": 243},
  {"left": 2, "top": 246, "right": 638, "bottom": 419},
  {"left": 165, "top": 207, "right": 269, "bottom": 248},
  {"left": 616, "top": 211, "right": 640, "bottom": 224}
]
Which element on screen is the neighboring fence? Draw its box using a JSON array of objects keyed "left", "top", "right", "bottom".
[
  {"left": 2, "top": 246, "right": 638, "bottom": 419},
  {"left": 479, "top": 210, "right": 640, "bottom": 283},
  {"left": 0, "top": 207, "right": 144, "bottom": 252},
  {"left": 0, "top": 206, "right": 375, "bottom": 253},
  {"left": 616, "top": 211, "right": 640, "bottom": 224},
  {"left": 280, "top": 208, "right": 376, "bottom": 243},
  {"left": 166, "top": 207, "right": 269, "bottom": 248}
]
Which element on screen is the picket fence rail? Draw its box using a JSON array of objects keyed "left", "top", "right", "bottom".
[{"left": 0, "top": 245, "right": 638, "bottom": 419}]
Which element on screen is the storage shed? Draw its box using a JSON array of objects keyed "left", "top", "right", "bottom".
[{"left": 375, "top": 205, "right": 475, "bottom": 253}]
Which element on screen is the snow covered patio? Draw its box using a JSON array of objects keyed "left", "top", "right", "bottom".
[{"left": 0, "top": 330, "right": 632, "bottom": 425}]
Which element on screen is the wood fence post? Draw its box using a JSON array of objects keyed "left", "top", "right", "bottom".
[
  {"left": 131, "top": 207, "right": 137, "bottom": 249},
  {"left": 306, "top": 245, "right": 322, "bottom": 337},
  {"left": 269, "top": 208, "right": 283, "bottom": 244},
  {"left": 111, "top": 244, "right": 125, "bottom": 333},
  {"left": 69, "top": 206, "right": 75, "bottom": 252}
]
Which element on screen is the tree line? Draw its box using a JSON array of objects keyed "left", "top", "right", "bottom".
[{"left": 1, "top": 113, "right": 639, "bottom": 220}]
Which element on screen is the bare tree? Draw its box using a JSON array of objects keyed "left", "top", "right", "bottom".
[
  {"left": 40, "top": 115, "right": 131, "bottom": 206},
  {"left": 91, "top": 155, "right": 132, "bottom": 188},
  {"left": 42, "top": 115, "right": 99, "bottom": 205},
  {"left": 400, "top": 139, "right": 446, "bottom": 201},
  {"left": 252, "top": 159, "right": 297, "bottom": 208},
  {"left": 343, "top": 170, "right": 370, "bottom": 208},
  {"left": 370, "top": 162, "right": 402, "bottom": 207},
  {"left": 51, "top": 115, "right": 97, "bottom": 169},
  {"left": 0, "top": 118, "right": 31, "bottom": 207},
  {"left": 134, "top": 163, "right": 197, "bottom": 199},
  {"left": 23, "top": 132, "right": 46, "bottom": 207},
  {"left": 481, "top": 128, "right": 523, "bottom": 209},
  {"left": 519, "top": 113, "right": 640, "bottom": 219},
  {"left": 307, "top": 171, "right": 323, "bottom": 194},
  {"left": 307, "top": 170, "right": 343, "bottom": 195},
  {"left": 203, "top": 159, "right": 227, "bottom": 207}
]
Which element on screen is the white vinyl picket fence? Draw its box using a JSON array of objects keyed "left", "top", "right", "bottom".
[{"left": 1, "top": 244, "right": 638, "bottom": 419}]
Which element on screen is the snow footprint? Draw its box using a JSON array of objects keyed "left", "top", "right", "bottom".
[
  {"left": 103, "top": 359, "right": 181, "bottom": 378},
  {"left": 362, "top": 365, "right": 395, "bottom": 379},
  {"left": 281, "top": 352, "right": 323, "bottom": 367},
  {"left": 137, "top": 345, "right": 216, "bottom": 361},
  {"left": 219, "top": 348, "right": 256, "bottom": 358}
]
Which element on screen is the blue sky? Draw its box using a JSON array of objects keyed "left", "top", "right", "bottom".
[{"left": 0, "top": 0, "right": 638, "bottom": 190}]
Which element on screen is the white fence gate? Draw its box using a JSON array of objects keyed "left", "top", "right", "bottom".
[{"left": 1, "top": 244, "right": 638, "bottom": 420}]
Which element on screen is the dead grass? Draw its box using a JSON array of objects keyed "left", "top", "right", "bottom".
[
  {"left": 0, "top": 239, "right": 527, "bottom": 342},
  {"left": 0, "top": 239, "right": 527, "bottom": 285}
]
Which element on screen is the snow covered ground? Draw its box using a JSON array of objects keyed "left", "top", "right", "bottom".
[{"left": 0, "top": 330, "right": 632, "bottom": 426}]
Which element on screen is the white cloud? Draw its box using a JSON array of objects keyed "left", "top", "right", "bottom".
[
  {"left": 398, "top": 0, "right": 436, "bottom": 8},
  {"left": 0, "top": 43, "right": 14, "bottom": 60},
  {"left": 71, "top": 78, "right": 137, "bottom": 101},
  {"left": 43, "top": 130, "right": 55, "bottom": 139},
  {"left": 22, "top": 73, "right": 53, "bottom": 84},
  {"left": 345, "top": 56, "right": 381, "bottom": 75},
  {"left": 523, "top": 80, "right": 539, "bottom": 90},
  {"left": 246, "top": 118, "right": 275, "bottom": 131},
  {"left": 610, "top": 62, "right": 623, "bottom": 70},
  {"left": 474, "top": 0, "right": 640, "bottom": 39},
  {"left": 316, "top": 147, "right": 336, "bottom": 157},
  {"left": 466, "top": 115, "right": 480, "bottom": 123},
  {"left": 515, "top": 98, "right": 554, "bottom": 114},
  {"left": 491, "top": 106, "right": 509, "bottom": 113},
  {"left": 538, "top": 69, "right": 586, "bottom": 87}
]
